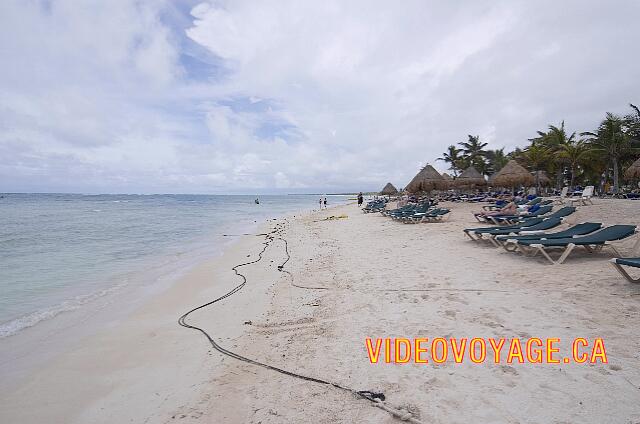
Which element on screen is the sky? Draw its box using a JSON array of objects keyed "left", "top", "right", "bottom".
[{"left": 1, "top": 0, "right": 639, "bottom": 194}]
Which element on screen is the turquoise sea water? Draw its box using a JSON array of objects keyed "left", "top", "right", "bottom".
[{"left": 0, "top": 193, "right": 347, "bottom": 338}]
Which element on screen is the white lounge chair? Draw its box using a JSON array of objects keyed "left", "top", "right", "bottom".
[
  {"left": 570, "top": 185, "right": 594, "bottom": 206},
  {"left": 554, "top": 186, "right": 569, "bottom": 204}
]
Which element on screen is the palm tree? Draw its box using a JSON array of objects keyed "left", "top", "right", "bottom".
[
  {"left": 437, "top": 145, "right": 464, "bottom": 176},
  {"left": 531, "top": 121, "right": 576, "bottom": 189},
  {"left": 557, "top": 140, "right": 591, "bottom": 190},
  {"left": 485, "top": 148, "right": 509, "bottom": 174},
  {"left": 521, "top": 144, "right": 550, "bottom": 194},
  {"left": 546, "top": 122, "right": 576, "bottom": 189},
  {"left": 625, "top": 103, "right": 640, "bottom": 145},
  {"left": 458, "top": 135, "right": 488, "bottom": 174},
  {"left": 582, "top": 112, "right": 639, "bottom": 193}
]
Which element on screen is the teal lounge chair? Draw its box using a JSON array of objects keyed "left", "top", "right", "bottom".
[
  {"left": 483, "top": 217, "right": 564, "bottom": 247},
  {"left": 498, "top": 222, "right": 602, "bottom": 252},
  {"left": 610, "top": 258, "right": 640, "bottom": 283},
  {"left": 515, "top": 225, "right": 639, "bottom": 265},
  {"left": 403, "top": 208, "right": 450, "bottom": 223},
  {"left": 464, "top": 218, "right": 544, "bottom": 241},
  {"left": 488, "top": 205, "right": 553, "bottom": 225},
  {"left": 482, "top": 196, "right": 541, "bottom": 211}
]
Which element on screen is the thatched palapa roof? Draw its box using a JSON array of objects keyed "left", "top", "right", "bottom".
[
  {"left": 406, "top": 164, "right": 446, "bottom": 193},
  {"left": 492, "top": 160, "right": 534, "bottom": 188},
  {"left": 380, "top": 182, "right": 398, "bottom": 195},
  {"left": 532, "top": 170, "right": 551, "bottom": 186},
  {"left": 455, "top": 166, "right": 486, "bottom": 187},
  {"left": 441, "top": 172, "right": 453, "bottom": 188},
  {"left": 625, "top": 157, "right": 640, "bottom": 180}
]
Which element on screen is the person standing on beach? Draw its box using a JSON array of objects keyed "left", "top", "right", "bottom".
[
  {"left": 323, "top": 197, "right": 327, "bottom": 207},
  {"left": 357, "top": 192, "right": 363, "bottom": 207},
  {"left": 319, "top": 197, "right": 323, "bottom": 209}
]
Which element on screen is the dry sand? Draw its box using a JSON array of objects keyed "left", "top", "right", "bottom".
[{"left": 1, "top": 199, "right": 640, "bottom": 423}]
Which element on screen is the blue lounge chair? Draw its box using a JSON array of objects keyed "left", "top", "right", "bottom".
[
  {"left": 514, "top": 225, "right": 639, "bottom": 264},
  {"left": 610, "top": 257, "right": 640, "bottom": 283}
]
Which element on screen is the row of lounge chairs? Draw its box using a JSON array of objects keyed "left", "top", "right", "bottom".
[
  {"left": 481, "top": 196, "right": 543, "bottom": 211},
  {"left": 475, "top": 200, "right": 555, "bottom": 225},
  {"left": 364, "top": 200, "right": 451, "bottom": 223},
  {"left": 362, "top": 199, "right": 387, "bottom": 213},
  {"left": 554, "top": 185, "right": 596, "bottom": 206},
  {"left": 464, "top": 203, "right": 640, "bottom": 266}
]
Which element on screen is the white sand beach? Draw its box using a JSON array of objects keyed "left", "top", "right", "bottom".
[{"left": 1, "top": 200, "right": 640, "bottom": 423}]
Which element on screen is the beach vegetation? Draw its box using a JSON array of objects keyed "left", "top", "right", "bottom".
[{"left": 438, "top": 103, "right": 640, "bottom": 194}]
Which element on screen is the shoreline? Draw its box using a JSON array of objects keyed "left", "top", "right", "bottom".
[
  {"left": 0, "top": 202, "right": 337, "bottom": 421},
  {"left": 0, "top": 212, "right": 290, "bottom": 422}
]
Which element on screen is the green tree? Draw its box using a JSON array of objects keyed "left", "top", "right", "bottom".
[
  {"left": 437, "top": 145, "right": 464, "bottom": 176},
  {"left": 458, "top": 135, "right": 488, "bottom": 174},
  {"left": 485, "top": 148, "right": 509, "bottom": 174},
  {"left": 521, "top": 143, "right": 550, "bottom": 194},
  {"left": 530, "top": 121, "right": 576, "bottom": 189},
  {"left": 582, "top": 112, "right": 639, "bottom": 193},
  {"left": 557, "top": 140, "right": 591, "bottom": 190}
]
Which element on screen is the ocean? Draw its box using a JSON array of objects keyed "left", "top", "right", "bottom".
[{"left": 0, "top": 193, "right": 348, "bottom": 338}]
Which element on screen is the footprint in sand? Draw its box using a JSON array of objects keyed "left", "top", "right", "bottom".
[{"left": 500, "top": 365, "right": 519, "bottom": 376}]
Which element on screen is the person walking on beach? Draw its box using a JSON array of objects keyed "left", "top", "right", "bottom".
[
  {"left": 323, "top": 197, "right": 327, "bottom": 207},
  {"left": 319, "top": 197, "right": 323, "bottom": 209},
  {"left": 357, "top": 192, "right": 363, "bottom": 207}
]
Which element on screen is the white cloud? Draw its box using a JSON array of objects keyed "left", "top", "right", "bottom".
[{"left": 1, "top": 0, "right": 639, "bottom": 193}]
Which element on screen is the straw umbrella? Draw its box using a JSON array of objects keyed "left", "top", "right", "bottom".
[
  {"left": 492, "top": 160, "right": 534, "bottom": 193},
  {"left": 441, "top": 173, "right": 453, "bottom": 189},
  {"left": 532, "top": 171, "right": 551, "bottom": 185},
  {"left": 455, "top": 166, "right": 487, "bottom": 190},
  {"left": 624, "top": 157, "right": 640, "bottom": 181},
  {"left": 380, "top": 182, "right": 398, "bottom": 196},
  {"left": 406, "top": 164, "right": 446, "bottom": 194},
  {"left": 531, "top": 170, "right": 551, "bottom": 195}
]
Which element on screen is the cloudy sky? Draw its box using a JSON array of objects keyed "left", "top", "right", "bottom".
[{"left": 1, "top": 0, "right": 639, "bottom": 194}]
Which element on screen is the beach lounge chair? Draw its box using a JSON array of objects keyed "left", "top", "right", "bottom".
[
  {"left": 383, "top": 203, "right": 416, "bottom": 217},
  {"left": 554, "top": 187, "right": 569, "bottom": 205},
  {"left": 483, "top": 217, "right": 564, "bottom": 247},
  {"left": 494, "top": 205, "right": 574, "bottom": 225},
  {"left": 498, "top": 222, "right": 603, "bottom": 252},
  {"left": 488, "top": 205, "right": 553, "bottom": 225},
  {"left": 570, "top": 185, "right": 594, "bottom": 206},
  {"left": 403, "top": 208, "right": 450, "bottom": 223},
  {"left": 482, "top": 196, "right": 540, "bottom": 211},
  {"left": 363, "top": 200, "right": 386, "bottom": 213},
  {"left": 492, "top": 205, "right": 575, "bottom": 224},
  {"left": 463, "top": 217, "right": 544, "bottom": 241},
  {"left": 390, "top": 203, "right": 430, "bottom": 220},
  {"left": 610, "top": 258, "right": 640, "bottom": 283},
  {"left": 514, "top": 225, "right": 639, "bottom": 264}
]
